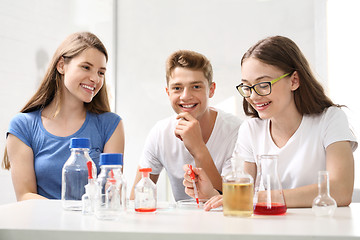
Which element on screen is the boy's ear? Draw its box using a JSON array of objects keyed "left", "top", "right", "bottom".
[
  {"left": 57, "top": 57, "right": 65, "bottom": 74},
  {"left": 209, "top": 82, "right": 216, "bottom": 98},
  {"left": 165, "top": 87, "right": 170, "bottom": 97}
]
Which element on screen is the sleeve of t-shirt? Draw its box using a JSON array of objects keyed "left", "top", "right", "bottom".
[
  {"left": 233, "top": 119, "right": 256, "bottom": 163},
  {"left": 139, "top": 123, "right": 163, "bottom": 175},
  {"left": 322, "top": 107, "right": 358, "bottom": 151},
  {"left": 100, "top": 112, "right": 121, "bottom": 144},
  {"left": 8, "top": 113, "right": 32, "bottom": 148}
]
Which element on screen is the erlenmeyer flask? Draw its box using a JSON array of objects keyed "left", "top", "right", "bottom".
[{"left": 253, "top": 154, "right": 287, "bottom": 215}]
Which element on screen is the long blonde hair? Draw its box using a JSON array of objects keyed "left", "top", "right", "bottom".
[{"left": 2, "top": 32, "right": 111, "bottom": 169}]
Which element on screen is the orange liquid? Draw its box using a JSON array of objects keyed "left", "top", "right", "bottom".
[
  {"left": 135, "top": 208, "right": 156, "bottom": 212},
  {"left": 223, "top": 182, "right": 253, "bottom": 217},
  {"left": 254, "top": 202, "right": 287, "bottom": 215}
]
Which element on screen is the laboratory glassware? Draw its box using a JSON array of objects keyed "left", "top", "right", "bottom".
[
  {"left": 62, "top": 138, "right": 96, "bottom": 211},
  {"left": 134, "top": 168, "right": 157, "bottom": 212},
  {"left": 95, "top": 153, "right": 126, "bottom": 220},
  {"left": 253, "top": 154, "right": 287, "bottom": 215},
  {"left": 188, "top": 165, "right": 200, "bottom": 207},
  {"left": 82, "top": 161, "right": 99, "bottom": 215},
  {"left": 223, "top": 157, "right": 254, "bottom": 217},
  {"left": 312, "top": 170, "right": 337, "bottom": 216}
]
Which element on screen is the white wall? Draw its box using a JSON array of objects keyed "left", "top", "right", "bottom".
[
  {"left": 0, "top": 0, "right": 115, "bottom": 204},
  {"left": 327, "top": 0, "right": 360, "bottom": 201},
  {"left": 117, "top": 0, "right": 325, "bottom": 201},
  {"left": 3, "top": 0, "right": 353, "bottom": 205}
]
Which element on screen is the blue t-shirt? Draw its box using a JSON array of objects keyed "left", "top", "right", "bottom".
[{"left": 8, "top": 110, "right": 121, "bottom": 199}]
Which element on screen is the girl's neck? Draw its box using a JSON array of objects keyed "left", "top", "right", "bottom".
[
  {"left": 41, "top": 98, "right": 87, "bottom": 137},
  {"left": 269, "top": 109, "right": 302, "bottom": 148},
  {"left": 42, "top": 97, "right": 86, "bottom": 120}
]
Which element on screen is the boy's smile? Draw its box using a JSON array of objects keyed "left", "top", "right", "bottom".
[{"left": 166, "top": 67, "right": 215, "bottom": 120}]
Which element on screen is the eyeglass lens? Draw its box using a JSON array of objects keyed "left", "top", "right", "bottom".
[{"left": 239, "top": 82, "right": 271, "bottom": 97}]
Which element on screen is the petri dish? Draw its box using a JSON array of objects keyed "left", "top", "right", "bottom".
[{"left": 176, "top": 199, "right": 208, "bottom": 209}]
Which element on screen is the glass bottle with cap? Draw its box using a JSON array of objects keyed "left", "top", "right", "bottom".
[
  {"left": 95, "top": 153, "right": 126, "bottom": 220},
  {"left": 223, "top": 157, "right": 254, "bottom": 217},
  {"left": 62, "top": 138, "right": 96, "bottom": 211},
  {"left": 135, "top": 168, "right": 157, "bottom": 212}
]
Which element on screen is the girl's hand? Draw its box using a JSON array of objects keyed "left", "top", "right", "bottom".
[{"left": 204, "top": 195, "right": 223, "bottom": 211}]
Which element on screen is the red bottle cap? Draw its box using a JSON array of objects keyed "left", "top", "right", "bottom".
[{"left": 139, "top": 168, "right": 152, "bottom": 173}]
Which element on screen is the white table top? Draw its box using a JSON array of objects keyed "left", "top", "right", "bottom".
[{"left": 0, "top": 199, "right": 359, "bottom": 240}]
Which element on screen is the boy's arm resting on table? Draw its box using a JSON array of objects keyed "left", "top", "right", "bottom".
[
  {"left": 6, "top": 134, "right": 47, "bottom": 201},
  {"left": 130, "top": 166, "right": 159, "bottom": 200},
  {"left": 284, "top": 141, "right": 354, "bottom": 207}
]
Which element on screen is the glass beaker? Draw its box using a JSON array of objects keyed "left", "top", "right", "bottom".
[
  {"left": 253, "top": 154, "right": 287, "bottom": 215},
  {"left": 312, "top": 171, "right": 337, "bottom": 216},
  {"left": 134, "top": 168, "right": 157, "bottom": 212},
  {"left": 223, "top": 157, "right": 254, "bottom": 217}
]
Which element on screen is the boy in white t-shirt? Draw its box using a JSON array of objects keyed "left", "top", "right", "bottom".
[{"left": 130, "top": 50, "right": 242, "bottom": 201}]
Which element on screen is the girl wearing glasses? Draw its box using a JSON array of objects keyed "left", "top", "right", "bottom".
[
  {"left": 2, "top": 32, "right": 125, "bottom": 201},
  {"left": 183, "top": 35, "right": 357, "bottom": 209}
]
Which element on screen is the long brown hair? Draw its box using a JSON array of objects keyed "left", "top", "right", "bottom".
[
  {"left": 241, "top": 35, "right": 335, "bottom": 118},
  {"left": 2, "top": 32, "right": 111, "bottom": 169}
]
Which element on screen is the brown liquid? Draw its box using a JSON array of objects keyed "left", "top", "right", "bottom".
[{"left": 223, "top": 182, "right": 253, "bottom": 217}]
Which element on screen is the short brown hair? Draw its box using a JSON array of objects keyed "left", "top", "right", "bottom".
[
  {"left": 241, "top": 36, "right": 335, "bottom": 118},
  {"left": 166, "top": 50, "right": 213, "bottom": 85}
]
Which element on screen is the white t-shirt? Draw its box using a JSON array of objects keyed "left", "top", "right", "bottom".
[
  {"left": 140, "top": 109, "right": 242, "bottom": 201},
  {"left": 235, "top": 106, "right": 358, "bottom": 190}
]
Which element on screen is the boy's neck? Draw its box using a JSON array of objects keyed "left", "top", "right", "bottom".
[{"left": 198, "top": 108, "right": 218, "bottom": 144}]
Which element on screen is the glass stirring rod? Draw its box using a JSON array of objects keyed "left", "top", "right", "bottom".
[{"left": 188, "top": 165, "right": 200, "bottom": 207}]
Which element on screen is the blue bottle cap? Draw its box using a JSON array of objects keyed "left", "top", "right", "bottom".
[
  {"left": 99, "top": 153, "right": 123, "bottom": 165},
  {"left": 69, "top": 138, "right": 90, "bottom": 149}
]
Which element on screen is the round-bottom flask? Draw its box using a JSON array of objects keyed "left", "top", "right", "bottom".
[{"left": 312, "top": 171, "right": 337, "bottom": 216}]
